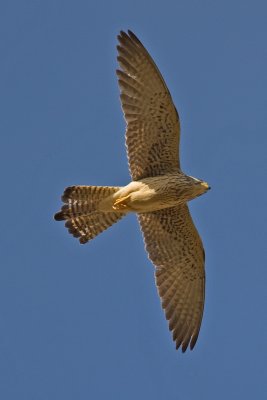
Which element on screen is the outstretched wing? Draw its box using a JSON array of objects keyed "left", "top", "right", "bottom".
[
  {"left": 138, "top": 205, "right": 205, "bottom": 352},
  {"left": 117, "top": 30, "right": 180, "bottom": 181}
]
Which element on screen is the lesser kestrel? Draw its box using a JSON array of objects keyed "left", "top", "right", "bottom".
[{"left": 55, "top": 31, "right": 210, "bottom": 352}]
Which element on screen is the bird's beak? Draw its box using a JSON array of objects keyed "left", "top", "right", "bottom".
[{"left": 201, "top": 182, "right": 210, "bottom": 190}]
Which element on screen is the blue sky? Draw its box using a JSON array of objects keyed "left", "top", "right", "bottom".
[{"left": 1, "top": 0, "right": 267, "bottom": 399}]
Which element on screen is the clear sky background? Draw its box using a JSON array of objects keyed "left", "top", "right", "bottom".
[{"left": 1, "top": 1, "right": 267, "bottom": 399}]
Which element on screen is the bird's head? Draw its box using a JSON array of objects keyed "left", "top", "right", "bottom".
[{"left": 188, "top": 176, "right": 211, "bottom": 198}]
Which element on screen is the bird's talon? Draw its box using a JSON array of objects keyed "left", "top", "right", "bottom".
[{"left": 113, "top": 195, "right": 131, "bottom": 210}]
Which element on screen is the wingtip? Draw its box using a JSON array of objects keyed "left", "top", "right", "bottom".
[
  {"left": 175, "top": 339, "right": 195, "bottom": 353},
  {"left": 128, "top": 30, "right": 142, "bottom": 46},
  {"left": 127, "top": 29, "right": 136, "bottom": 39},
  {"left": 118, "top": 30, "right": 138, "bottom": 43},
  {"left": 118, "top": 30, "right": 128, "bottom": 40},
  {"left": 189, "top": 334, "right": 199, "bottom": 351},
  {"left": 182, "top": 341, "right": 190, "bottom": 353}
]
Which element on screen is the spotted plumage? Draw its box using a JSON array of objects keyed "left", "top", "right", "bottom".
[{"left": 54, "top": 30, "right": 210, "bottom": 352}]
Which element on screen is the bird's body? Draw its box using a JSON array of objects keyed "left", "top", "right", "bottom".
[
  {"left": 54, "top": 30, "right": 210, "bottom": 352},
  {"left": 99, "top": 174, "right": 209, "bottom": 213}
]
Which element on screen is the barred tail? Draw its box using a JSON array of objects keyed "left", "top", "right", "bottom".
[{"left": 54, "top": 185, "right": 126, "bottom": 244}]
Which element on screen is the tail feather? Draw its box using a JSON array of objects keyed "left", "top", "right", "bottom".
[{"left": 54, "top": 185, "right": 126, "bottom": 244}]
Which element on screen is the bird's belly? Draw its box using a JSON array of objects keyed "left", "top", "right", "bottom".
[
  {"left": 114, "top": 178, "right": 186, "bottom": 212},
  {"left": 100, "top": 177, "right": 186, "bottom": 213},
  {"left": 128, "top": 187, "right": 178, "bottom": 212}
]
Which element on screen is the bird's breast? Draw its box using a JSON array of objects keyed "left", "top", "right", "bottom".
[{"left": 120, "top": 175, "right": 188, "bottom": 212}]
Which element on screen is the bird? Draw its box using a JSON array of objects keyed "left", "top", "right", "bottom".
[{"left": 54, "top": 30, "right": 210, "bottom": 352}]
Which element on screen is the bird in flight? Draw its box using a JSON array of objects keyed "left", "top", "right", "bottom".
[{"left": 55, "top": 30, "right": 210, "bottom": 352}]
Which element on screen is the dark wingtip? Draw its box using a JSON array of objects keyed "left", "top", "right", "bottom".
[
  {"left": 175, "top": 337, "right": 182, "bottom": 351},
  {"left": 190, "top": 334, "right": 198, "bottom": 351},
  {"left": 127, "top": 30, "right": 136, "bottom": 39},
  {"left": 127, "top": 30, "right": 142, "bottom": 46},
  {"left": 54, "top": 211, "right": 65, "bottom": 221},
  {"left": 118, "top": 30, "right": 127, "bottom": 42},
  {"left": 182, "top": 342, "right": 189, "bottom": 353}
]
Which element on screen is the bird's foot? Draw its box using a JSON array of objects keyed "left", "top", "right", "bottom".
[{"left": 112, "top": 195, "right": 131, "bottom": 210}]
